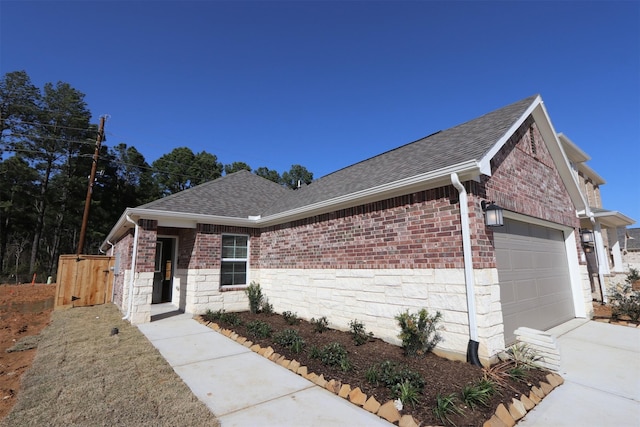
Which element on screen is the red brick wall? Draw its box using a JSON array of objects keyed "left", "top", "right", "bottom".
[
  {"left": 136, "top": 219, "right": 158, "bottom": 272},
  {"left": 180, "top": 224, "right": 260, "bottom": 270},
  {"left": 258, "top": 117, "right": 579, "bottom": 271},
  {"left": 260, "top": 188, "right": 468, "bottom": 269},
  {"left": 482, "top": 119, "right": 578, "bottom": 228}
]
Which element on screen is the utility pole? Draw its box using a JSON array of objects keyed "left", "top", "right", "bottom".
[{"left": 77, "top": 116, "right": 106, "bottom": 255}]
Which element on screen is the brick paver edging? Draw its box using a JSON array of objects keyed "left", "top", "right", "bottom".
[{"left": 198, "top": 318, "right": 564, "bottom": 427}]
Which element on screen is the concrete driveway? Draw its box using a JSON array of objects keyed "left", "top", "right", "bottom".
[{"left": 518, "top": 319, "right": 640, "bottom": 427}]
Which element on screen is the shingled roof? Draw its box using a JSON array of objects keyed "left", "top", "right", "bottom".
[
  {"left": 138, "top": 170, "right": 291, "bottom": 218},
  {"left": 262, "top": 95, "right": 538, "bottom": 216},
  {"left": 137, "top": 95, "right": 539, "bottom": 219}
]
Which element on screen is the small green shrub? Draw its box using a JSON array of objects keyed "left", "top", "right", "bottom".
[
  {"left": 366, "top": 360, "right": 424, "bottom": 392},
  {"left": 609, "top": 284, "right": 640, "bottom": 322},
  {"left": 627, "top": 267, "right": 640, "bottom": 283},
  {"left": 461, "top": 378, "right": 496, "bottom": 410},
  {"left": 245, "top": 282, "right": 264, "bottom": 314},
  {"left": 349, "top": 319, "right": 373, "bottom": 346},
  {"left": 433, "top": 393, "right": 464, "bottom": 426},
  {"left": 311, "top": 342, "right": 351, "bottom": 371},
  {"left": 395, "top": 308, "right": 443, "bottom": 356},
  {"left": 365, "top": 365, "right": 379, "bottom": 385},
  {"left": 310, "top": 316, "right": 329, "bottom": 333},
  {"left": 203, "top": 308, "right": 222, "bottom": 323},
  {"left": 274, "top": 329, "right": 305, "bottom": 353},
  {"left": 282, "top": 311, "right": 300, "bottom": 325},
  {"left": 507, "top": 366, "right": 528, "bottom": 382},
  {"left": 246, "top": 320, "right": 272, "bottom": 339},
  {"left": 500, "top": 342, "right": 542, "bottom": 369},
  {"left": 203, "top": 309, "right": 242, "bottom": 326},
  {"left": 392, "top": 380, "right": 421, "bottom": 408},
  {"left": 260, "top": 298, "right": 274, "bottom": 314}
]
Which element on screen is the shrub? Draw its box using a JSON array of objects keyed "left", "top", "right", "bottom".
[
  {"left": 395, "top": 308, "right": 442, "bottom": 356},
  {"left": 246, "top": 320, "right": 272, "bottom": 339},
  {"left": 392, "top": 380, "right": 421, "bottom": 408},
  {"left": 260, "top": 298, "right": 274, "bottom": 314},
  {"left": 461, "top": 378, "right": 496, "bottom": 410},
  {"left": 203, "top": 308, "right": 222, "bottom": 323},
  {"left": 499, "top": 342, "right": 542, "bottom": 369},
  {"left": 282, "top": 311, "right": 300, "bottom": 325},
  {"left": 311, "top": 342, "right": 351, "bottom": 371},
  {"left": 310, "top": 316, "right": 329, "bottom": 333},
  {"left": 433, "top": 393, "right": 464, "bottom": 426},
  {"left": 203, "top": 309, "right": 242, "bottom": 326},
  {"left": 349, "top": 319, "right": 373, "bottom": 346},
  {"left": 274, "top": 329, "right": 305, "bottom": 353},
  {"left": 366, "top": 360, "right": 424, "bottom": 392},
  {"left": 245, "top": 282, "right": 264, "bottom": 314},
  {"left": 609, "top": 284, "right": 640, "bottom": 322}
]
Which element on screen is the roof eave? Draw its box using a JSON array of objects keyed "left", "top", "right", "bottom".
[
  {"left": 99, "top": 208, "right": 257, "bottom": 251},
  {"left": 580, "top": 210, "right": 636, "bottom": 228},
  {"left": 259, "top": 160, "right": 482, "bottom": 226}
]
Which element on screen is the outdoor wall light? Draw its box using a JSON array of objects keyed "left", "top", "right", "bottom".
[
  {"left": 580, "top": 229, "right": 595, "bottom": 253},
  {"left": 580, "top": 228, "right": 594, "bottom": 244},
  {"left": 481, "top": 200, "right": 504, "bottom": 227}
]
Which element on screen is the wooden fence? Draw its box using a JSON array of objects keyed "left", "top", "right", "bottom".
[{"left": 55, "top": 255, "right": 114, "bottom": 308}]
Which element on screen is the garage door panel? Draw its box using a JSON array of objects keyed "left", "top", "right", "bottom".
[
  {"left": 514, "top": 279, "right": 538, "bottom": 300},
  {"left": 495, "top": 219, "right": 574, "bottom": 345}
]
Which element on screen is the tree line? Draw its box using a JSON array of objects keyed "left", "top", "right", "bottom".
[{"left": 0, "top": 70, "right": 313, "bottom": 282}]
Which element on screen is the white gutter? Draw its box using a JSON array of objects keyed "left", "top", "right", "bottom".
[
  {"left": 589, "top": 212, "right": 608, "bottom": 303},
  {"left": 99, "top": 161, "right": 483, "bottom": 251},
  {"left": 451, "top": 173, "right": 481, "bottom": 365},
  {"left": 106, "top": 240, "right": 116, "bottom": 302},
  {"left": 123, "top": 215, "right": 140, "bottom": 320}
]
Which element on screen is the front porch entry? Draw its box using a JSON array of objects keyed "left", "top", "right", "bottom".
[{"left": 153, "top": 237, "right": 175, "bottom": 304}]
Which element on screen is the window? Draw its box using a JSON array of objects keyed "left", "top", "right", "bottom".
[{"left": 221, "top": 235, "right": 248, "bottom": 286}]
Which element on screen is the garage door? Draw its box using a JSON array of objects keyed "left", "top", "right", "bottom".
[{"left": 494, "top": 218, "right": 574, "bottom": 345}]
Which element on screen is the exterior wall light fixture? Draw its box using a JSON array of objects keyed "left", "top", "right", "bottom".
[
  {"left": 580, "top": 229, "right": 594, "bottom": 253},
  {"left": 481, "top": 200, "right": 504, "bottom": 227}
]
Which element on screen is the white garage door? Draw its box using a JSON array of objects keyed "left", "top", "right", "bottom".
[{"left": 494, "top": 218, "right": 574, "bottom": 345}]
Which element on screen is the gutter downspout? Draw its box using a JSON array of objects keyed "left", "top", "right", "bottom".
[
  {"left": 451, "top": 173, "right": 482, "bottom": 366},
  {"left": 106, "top": 240, "right": 116, "bottom": 302},
  {"left": 123, "top": 215, "right": 139, "bottom": 320},
  {"left": 589, "top": 212, "right": 608, "bottom": 304}
]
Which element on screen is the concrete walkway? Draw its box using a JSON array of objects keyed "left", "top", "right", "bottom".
[
  {"left": 138, "top": 306, "right": 392, "bottom": 427},
  {"left": 518, "top": 319, "right": 640, "bottom": 427}
]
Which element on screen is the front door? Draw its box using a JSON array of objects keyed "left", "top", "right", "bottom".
[{"left": 152, "top": 238, "right": 174, "bottom": 304}]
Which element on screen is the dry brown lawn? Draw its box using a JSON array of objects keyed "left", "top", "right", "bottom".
[{"left": 1, "top": 304, "right": 220, "bottom": 427}]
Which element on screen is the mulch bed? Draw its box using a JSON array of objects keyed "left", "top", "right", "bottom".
[{"left": 206, "top": 311, "right": 548, "bottom": 426}]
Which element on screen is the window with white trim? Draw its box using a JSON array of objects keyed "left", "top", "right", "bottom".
[{"left": 221, "top": 235, "right": 248, "bottom": 286}]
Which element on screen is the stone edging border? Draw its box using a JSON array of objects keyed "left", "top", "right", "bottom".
[
  {"left": 198, "top": 318, "right": 564, "bottom": 427},
  {"left": 593, "top": 317, "right": 640, "bottom": 328}
]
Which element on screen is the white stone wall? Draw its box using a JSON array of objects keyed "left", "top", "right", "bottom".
[
  {"left": 176, "top": 268, "right": 249, "bottom": 315},
  {"left": 257, "top": 267, "right": 505, "bottom": 361},
  {"left": 579, "top": 264, "right": 594, "bottom": 318},
  {"left": 119, "top": 271, "right": 153, "bottom": 325}
]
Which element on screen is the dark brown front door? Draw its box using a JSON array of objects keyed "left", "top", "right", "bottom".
[{"left": 152, "top": 238, "right": 174, "bottom": 304}]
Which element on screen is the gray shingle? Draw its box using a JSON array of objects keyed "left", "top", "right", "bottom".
[
  {"left": 262, "top": 95, "right": 538, "bottom": 216},
  {"left": 137, "top": 95, "right": 537, "bottom": 219},
  {"left": 138, "top": 170, "right": 291, "bottom": 218}
]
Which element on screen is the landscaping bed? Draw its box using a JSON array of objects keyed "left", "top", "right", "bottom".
[{"left": 202, "top": 308, "right": 549, "bottom": 426}]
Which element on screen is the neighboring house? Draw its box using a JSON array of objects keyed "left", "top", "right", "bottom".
[
  {"left": 618, "top": 227, "right": 640, "bottom": 271},
  {"left": 101, "top": 94, "right": 596, "bottom": 365},
  {"left": 559, "top": 134, "right": 635, "bottom": 300}
]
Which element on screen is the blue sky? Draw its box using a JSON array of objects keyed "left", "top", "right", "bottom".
[{"left": 1, "top": 0, "right": 639, "bottom": 224}]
